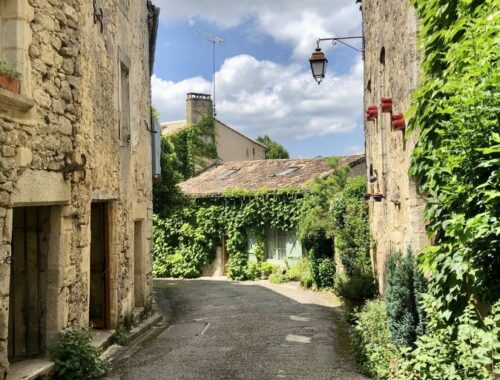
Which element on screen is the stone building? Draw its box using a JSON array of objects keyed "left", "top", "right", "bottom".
[
  {"left": 161, "top": 93, "right": 267, "bottom": 163},
  {"left": 362, "top": 0, "right": 428, "bottom": 292},
  {"left": 0, "top": 0, "right": 159, "bottom": 377}
]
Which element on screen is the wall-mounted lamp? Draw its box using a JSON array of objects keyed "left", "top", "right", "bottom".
[{"left": 309, "top": 36, "right": 364, "bottom": 84}]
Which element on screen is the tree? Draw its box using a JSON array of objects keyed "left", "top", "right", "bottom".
[{"left": 256, "top": 135, "right": 290, "bottom": 159}]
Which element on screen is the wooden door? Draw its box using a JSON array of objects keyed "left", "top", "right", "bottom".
[
  {"left": 89, "top": 203, "right": 109, "bottom": 328},
  {"left": 8, "top": 207, "right": 49, "bottom": 361}
]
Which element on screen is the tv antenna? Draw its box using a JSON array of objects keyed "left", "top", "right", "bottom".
[{"left": 195, "top": 29, "right": 224, "bottom": 117}]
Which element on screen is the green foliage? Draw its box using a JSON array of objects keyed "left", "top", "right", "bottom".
[
  {"left": 49, "top": 328, "right": 109, "bottom": 380},
  {"left": 269, "top": 272, "right": 287, "bottom": 284},
  {"left": 227, "top": 251, "right": 248, "bottom": 280},
  {"left": 111, "top": 325, "right": 129, "bottom": 346},
  {"left": 0, "top": 61, "right": 21, "bottom": 80},
  {"left": 394, "top": 0, "right": 500, "bottom": 377},
  {"left": 313, "top": 257, "right": 335, "bottom": 288},
  {"left": 385, "top": 248, "right": 427, "bottom": 348},
  {"left": 153, "top": 116, "right": 218, "bottom": 217},
  {"left": 333, "top": 272, "right": 376, "bottom": 303},
  {"left": 409, "top": 0, "right": 500, "bottom": 324},
  {"left": 244, "top": 260, "right": 279, "bottom": 280},
  {"left": 299, "top": 158, "right": 373, "bottom": 298},
  {"left": 256, "top": 135, "right": 290, "bottom": 159},
  {"left": 352, "top": 300, "right": 398, "bottom": 379},
  {"left": 153, "top": 188, "right": 305, "bottom": 280},
  {"left": 395, "top": 300, "right": 500, "bottom": 380},
  {"left": 286, "top": 259, "right": 309, "bottom": 281}
]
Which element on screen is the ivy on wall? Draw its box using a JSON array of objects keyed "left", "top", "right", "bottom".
[
  {"left": 395, "top": 0, "right": 500, "bottom": 377},
  {"left": 153, "top": 116, "right": 218, "bottom": 217},
  {"left": 152, "top": 189, "right": 304, "bottom": 279}
]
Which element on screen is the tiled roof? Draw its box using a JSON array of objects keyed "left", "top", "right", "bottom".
[
  {"left": 179, "top": 155, "right": 365, "bottom": 197},
  {"left": 160, "top": 120, "right": 188, "bottom": 136}
]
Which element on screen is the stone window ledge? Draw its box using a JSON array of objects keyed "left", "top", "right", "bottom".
[{"left": 0, "top": 87, "right": 34, "bottom": 113}]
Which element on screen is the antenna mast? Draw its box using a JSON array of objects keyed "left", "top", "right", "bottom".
[{"left": 195, "top": 30, "right": 224, "bottom": 117}]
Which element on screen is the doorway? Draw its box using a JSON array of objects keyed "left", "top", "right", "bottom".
[
  {"left": 89, "top": 203, "right": 110, "bottom": 329},
  {"left": 8, "top": 207, "right": 50, "bottom": 362},
  {"left": 134, "top": 220, "right": 144, "bottom": 308}
]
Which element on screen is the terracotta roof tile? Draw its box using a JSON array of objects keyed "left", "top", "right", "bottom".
[{"left": 179, "top": 155, "right": 365, "bottom": 197}]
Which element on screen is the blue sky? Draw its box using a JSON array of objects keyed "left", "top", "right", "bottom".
[{"left": 152, "top": 0, "right": 364, "bottom": 158}]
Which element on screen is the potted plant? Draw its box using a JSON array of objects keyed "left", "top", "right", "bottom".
[
  {"left": 381, "top": 97, "right": 393, "bottom": 113},
  {"left": 0, "top": 61, "right": 22, "bottom": 94},
  {"left": 391, "top": 113, "right": 406, "bottom": 131}
]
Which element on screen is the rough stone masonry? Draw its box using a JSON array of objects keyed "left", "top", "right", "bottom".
[
  {"left": 362, "top": 0, "right": 428, "bottom": 293},
  {"left": 0, "top": 0, "right": 158, "bottom": 376}
]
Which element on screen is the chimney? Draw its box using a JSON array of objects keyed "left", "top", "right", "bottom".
[{"left": 186, "top": 93, "right": 213, "bottom": 125}]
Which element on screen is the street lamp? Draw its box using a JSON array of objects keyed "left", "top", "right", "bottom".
[{"left": 309, "top": 37, "right": 364, "bottom": 84}]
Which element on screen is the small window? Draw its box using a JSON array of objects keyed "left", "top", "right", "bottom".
[
  {"left": 217, "top": 169, "right": 238, "bottom": 179},
  {"left": 276, "top": 167, "right": 299, "bottom": 176}
]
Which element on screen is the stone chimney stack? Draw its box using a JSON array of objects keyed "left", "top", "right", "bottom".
[{"left": 186, "top": 93, "right": 213, "bottom": 125}]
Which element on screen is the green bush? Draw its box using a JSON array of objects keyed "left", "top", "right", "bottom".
[
  {"left": 352, "top": 300, "right": 398, "bottom": 379},
  {"left": 300, "top": 268, "right": 314, "bottom": 288},
  {"left": 333, "top": 271, "right": 376, "bottom": 303},
  {"left": 395, "top": 300, "right": 500, "bottom": 380},
  {"left": 286, "top": 259, "right": 309, "bottom": 281},
  {"left": 111, "top": 325, "right": 129, "bottom": 346},
  {"left": 245, "top": 261, "right": 262, "bottom": 280},
  {"left": 260, "top": 262, "right": 279, "bottom": 278},
  {"left": 245, "top": 261, "right": 279, "bottom": 280},
  {"left": 312, "top": 257, "right": 335, "bottom": 288},
  {"left": 269, "top": 272, "right": 287, "bottom": 284},
  {"left": 227, "top": 251, "right": 249, "bottom": 280},
  {"left": 385, "top": 248, "right": 427, "bottom": 347},
  {"left": 49, "top": 328, "right": 109, "bottom": 380}
]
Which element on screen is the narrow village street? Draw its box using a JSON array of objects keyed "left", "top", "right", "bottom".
[{"left": 105, "top": 279, "right": 367, "bottom": 380}]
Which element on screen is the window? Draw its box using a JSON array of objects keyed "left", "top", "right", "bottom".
[
  {"left": 217, "top": 169, "right": 238, "bottom": 179},
  {"left": 265, "top": 229, "right": 303, "bottom": 261},
  {"left": 276, "top": 167, "right": 299, "bottom": 176},
  {"left": 119, "top": 61, "right": 130, "bottom": 144},
  {"left": 0, "top": 0, "right": 32, "bottom": 97}
]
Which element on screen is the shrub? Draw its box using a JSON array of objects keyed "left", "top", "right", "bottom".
[
  {"left": 260, "top": 262, "right": 279, "bottom": 278},
  {"left": 226, "top": 251, "right": 248, "bottom": 280},
  {"left": 395, "top": 299, "right": 500, "bottom": 380},
  {"left": 385, "top": 248, "right": 427, "bottom": 347},
  {"left": 333, "top": 271, "right": 376, "bottom": 303},
  {"left": 286, "top": 259, "right": 309, "bottom": 281},
  {"left": 49, "top": 328, "right": 109, "bottom": 380},
  {"left": 269, "top": 272, "right": 287, "bottom": 284},
  {"left": 300, "top": 267, "right": 314, "bottom": 288},
  {"left": 111, "top": 325, "right": 129, "bottom": 346},
  {"left": 312, "top": 257, "right": 335, "bottom": 288},
  {"left": 352, "top": 300, "right": 398, "bottom": 379},
  {"left": 245, "top": 261, "right": 262, "bottom": 280}
]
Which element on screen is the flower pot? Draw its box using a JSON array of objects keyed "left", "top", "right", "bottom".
[
  {"left": 373, "top": 193, "right": 384, "bottom": 202},
  {"left": 392, "top": 119, "right": 406, "bottom": 131},
  {"left": 363, "top": 193, "right": 372, "bottom": 201},
  {"left": 381, "top": 97, "right": 392, "bottom": 113},
  {"left": 0, "top": 74, "right": 21, "bottom": 94}
]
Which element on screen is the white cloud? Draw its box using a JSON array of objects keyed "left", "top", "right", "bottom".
[
  {"left": 152, "top": 0, "right": 362, "bottom": 61},
  {"left": 152, "top": 54, "right": 363, "bottom": 140}
]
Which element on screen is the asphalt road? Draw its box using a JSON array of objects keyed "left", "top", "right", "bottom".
[{"left": 106, "top": 279, "right": 368, "bottom": 380}]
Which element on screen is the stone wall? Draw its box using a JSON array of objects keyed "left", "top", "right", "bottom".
[
  {"left": 0, "top": 0, "right": 155, "bottom": 376},
  {"left": 362, "top": 0, "right": 428, "bottom": 293}
]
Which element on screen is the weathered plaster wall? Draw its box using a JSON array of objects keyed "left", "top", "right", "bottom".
[
  {"left": 362, "top": 0, "right": 428, "bottom": 293},
  {"left": 0, "top": 0, "right": 154, "bottom": 376}
]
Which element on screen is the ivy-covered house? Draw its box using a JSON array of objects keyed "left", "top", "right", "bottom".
[{"left": 167, "top": 155, "right": 366, "bottom": 277}]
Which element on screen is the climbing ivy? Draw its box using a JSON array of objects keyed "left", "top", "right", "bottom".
[
  {"left": 396, "top": 0, "right": 500, "bottom": 377},
  {"left": 153, "top": 116, "right": 218, "bottom": 216},
  {"left": 153, "top": 189, "right": 305, "bottom": 279}
]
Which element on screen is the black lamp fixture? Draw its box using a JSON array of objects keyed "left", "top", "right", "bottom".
[{"left": 309, "top": 37, "right": 364, "bottom": 84}]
